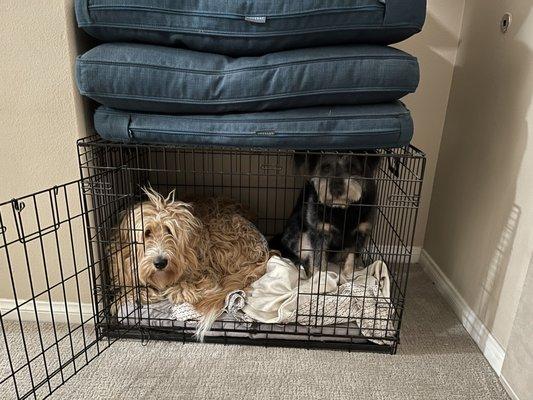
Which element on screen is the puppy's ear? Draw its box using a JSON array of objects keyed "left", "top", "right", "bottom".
[
  {"left": 294, "top": 153, "right": 307, "bottom": 171},
  {"left": 294, "top": 153, "right": 319, "bottom": 173},
  {"left": 362, "top": 150, "right": 381, "bottom": 176}
]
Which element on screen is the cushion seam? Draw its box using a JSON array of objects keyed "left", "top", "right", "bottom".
[
  {"left": 86, "top": 4, "right": 383, "bottom": 18},
  {"left": 82, "top": 87, "right": 416, "bottom": 103},
  {"left": 78, "top": 22, "right": 421, "bottom": 36},
  {"left": 77, "top": 56, "right": 418, "bottom": 75},
  {"left": 98, "top": 110, "right": 410, "bottom": 121},
  {"left": 125, "top": 129, "right": 402, "bottom": 137}
]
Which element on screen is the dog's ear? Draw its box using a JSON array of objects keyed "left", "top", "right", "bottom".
[
  {"left": 361, "top": 150, "right": 381, "bottom": 176},
  {"left": 294, "top": 153, "right": 320, "bottom": 173},
  {"left": 165, "top": 189, "right": 176, "bottom": 204},
  {"left": 142, "top": 186, "right": 167, "bottom": 211},
  {"left": 294, "top": 153, "right": 306, "bottom": 170}
]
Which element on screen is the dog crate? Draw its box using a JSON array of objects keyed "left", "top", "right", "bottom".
[{"left": 1, "top": 137, "right": 425, "bottom": 399}]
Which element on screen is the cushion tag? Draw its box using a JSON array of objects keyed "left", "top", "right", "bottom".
[
  {"left": 255, "top": 130, "right": 276, "bottom": 136},
  {"left": 245, "top": 16, "right": 267, "bottom": 24}
]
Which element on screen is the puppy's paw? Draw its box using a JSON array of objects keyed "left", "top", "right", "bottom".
[
  {"left": 356, "top": 221, "right": 372, "bottom": 234},
  {"left": 340, "top": 253, "right": 365, "bottom": 284}
]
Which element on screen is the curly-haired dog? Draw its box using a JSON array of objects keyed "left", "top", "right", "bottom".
[
  {"left": 109, "top": 188, "right": 269, "bottom": 340},
  {"left": 270, "top": 152, "right": 380, "bottom": 282}
]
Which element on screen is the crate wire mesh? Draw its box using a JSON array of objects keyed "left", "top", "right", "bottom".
[
  {"left": 1, "top": 136, "right": 425, "bottom": 399},
  {"left": 0, "top": 171, "right": 138, "bottom": 399},
  {"left": 77, "top": 137, "right": 425, "bottom": 350}
]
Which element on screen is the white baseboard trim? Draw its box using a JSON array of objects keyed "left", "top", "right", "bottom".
[
  {"left": 419, "top": 249, "right": 506, "bottom": 376},
  {"left": 0, "top": 298, "right": 94, "bottom": 325},
  {"left": 411, "top": 246, "right": 421, "bottom": 264},
  {"left": 500, "top": 374, "right": 520, "bottom": 400},
  {"left": 499, "top": 375, "right": 520, "bottom": 400}
]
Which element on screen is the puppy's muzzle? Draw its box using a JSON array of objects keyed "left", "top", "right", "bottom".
[{"left": 153, "top": 257, "right": 168, "bottom": 270}]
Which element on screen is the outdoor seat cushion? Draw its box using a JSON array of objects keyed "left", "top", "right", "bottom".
[
  {"left": 75, "top": 0, "right": 426, "bottom": 56},
  {"left": 93, "top": 102, "right": 413, "bottom": 150},
  {"left": 77, "top": 43, "right": 420, "bottom": 114}
]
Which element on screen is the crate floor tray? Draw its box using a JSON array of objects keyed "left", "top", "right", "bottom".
[
  {"left": 94, "top": 102, "right": 413, "bottom": 150},
  {"left": 76, "top": 0, "right": 426, "bottom": 56},
  {"left": 77, "top": 43, "right": 419, "bottom": 114},
  {"left": 114, "top": 300, "right": 391, "bottom": 346}
]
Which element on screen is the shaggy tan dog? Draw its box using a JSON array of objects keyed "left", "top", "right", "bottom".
[{"left": 109, "top": 188, "right": 269, "bottom": 339}]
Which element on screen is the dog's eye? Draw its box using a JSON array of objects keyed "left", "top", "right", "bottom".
[
  {"left": 144, "top": 229, "right": 152, "bottom": 238},
  {"left": 164, "top": 226, "right": 172, "bottom": 235}
]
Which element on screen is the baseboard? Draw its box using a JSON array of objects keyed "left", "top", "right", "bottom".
[
  {"left": 411, "top": 246, "right": 421, "bottom": 264},
  {"left": 0, "top": 298, "right": 94, "bottom": 325},
  {"left": 419, "top": 250, "right": 506, "bottom": 375},
  {"left": 499, "top": 375, "right": 520, "bottom": 400}
]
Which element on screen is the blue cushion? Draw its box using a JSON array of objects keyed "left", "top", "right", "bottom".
[
  {"left": 77, "top": 43, "right": 419, "bottom": 114},
  {"left": 94, "top": 102, "right": 413, "bottom": 150},
  {"left": 75, "top": 0, "right": 426, "bottom": 56}
]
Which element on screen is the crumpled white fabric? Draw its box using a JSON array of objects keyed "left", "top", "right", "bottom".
[
  {"left": 238, "top": 256, "right": 395, "bottom": 344},
  {"left": 241, "top": 256, "right": 338, "bottom": 323}
]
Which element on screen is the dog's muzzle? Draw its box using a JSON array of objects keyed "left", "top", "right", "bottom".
[{"left": 153, "top": 257, "right": 168, "bottom": 270}]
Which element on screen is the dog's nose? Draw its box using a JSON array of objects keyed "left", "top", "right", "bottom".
[
  {"left": 153, "top": 257, "right": 168, "bottom": 270},
  {"left": 329, "top": 179, "right": 345, "bottom": 197}
]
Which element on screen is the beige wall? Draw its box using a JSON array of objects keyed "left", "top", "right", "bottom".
[
  {"left": 0, "top": 0, "right": 89, "bottom": 199},
  {"left": 0, "top": 1, "right": 91, "bottom": 302},
  {"left": 396, "top": 0, "right": 466, "bottom": 246},
  {"left": 424, "top": 0, "right": 533, "bottom": 396},
  {"left": 424, "top": 0, "right": 533, "bottom": 350}
]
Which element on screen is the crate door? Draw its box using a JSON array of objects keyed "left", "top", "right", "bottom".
[{"left": 0, "top": 169, "right": 138, "bottom": 399}]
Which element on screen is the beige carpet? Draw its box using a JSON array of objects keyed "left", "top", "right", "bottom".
[{"left": 1, "top": 266, "right": 509, "bottom": 399}]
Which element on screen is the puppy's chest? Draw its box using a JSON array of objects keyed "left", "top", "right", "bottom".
[{"left": 307, "top": 202, "right": 362, "bottom": 242}]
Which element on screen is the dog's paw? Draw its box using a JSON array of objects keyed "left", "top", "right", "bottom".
[
  {"left": 164, "top": 288, "right": 185, "bottom": 304},
  {"left": 164, "top": 284, "right": 202, "bottom": 305},
  {"left": 180, "top": 285, "right": 202, "bottom": 304},
  {"left": 136, "top": 286, "right": 164, "bottom": 305},
  {"left": 356, "top": 221, "right": 372, "bottom": 234}
]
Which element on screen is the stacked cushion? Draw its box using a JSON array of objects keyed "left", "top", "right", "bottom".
[
  {"left": 76, "top": 43, "right": 420, "bottom": 114},
  {"left": 75, "top": 0, "right": 427, "bottom": 56},
  {"left": 94, "top": 102, "right": 414, "bottom": 149},
  {"left": 75, "top": 0, "right": 426, "bottom": 149}
]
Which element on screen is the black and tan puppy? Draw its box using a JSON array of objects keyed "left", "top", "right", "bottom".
[{"left": 270, "top": 152, "right": 380, "bottom": 281}]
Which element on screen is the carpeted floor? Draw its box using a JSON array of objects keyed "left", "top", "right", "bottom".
[{"left": 1, "top": 266, "right": 509, "bottom": 399}]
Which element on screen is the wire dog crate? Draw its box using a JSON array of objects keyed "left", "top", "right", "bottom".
[{"left": 1, "top": 136, "right": 425, "bottom": 399}]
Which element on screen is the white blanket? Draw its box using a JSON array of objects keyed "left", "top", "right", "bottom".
[
  {"left": 117, "top": 256, "right": 396, "bottom": 344},
  {"left": 239, "top": 256, "right": 395, "bottom": 344},
  {"left": 242, "top": 256, "right": 338, "bottom": 323}
]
